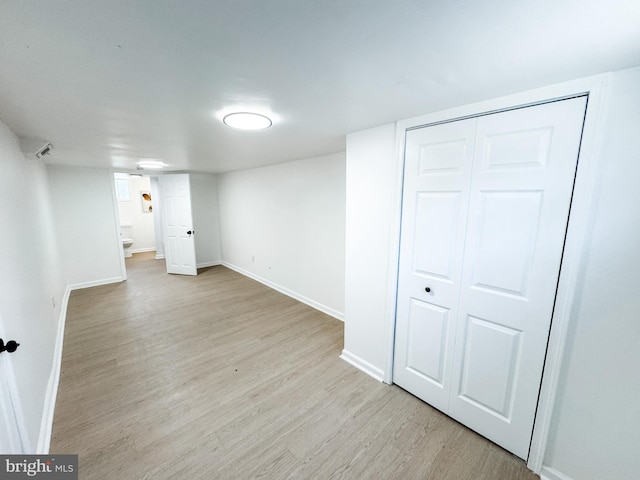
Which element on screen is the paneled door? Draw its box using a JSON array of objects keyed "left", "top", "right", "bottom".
[
  {"left": 159, "top": 174, "right": 197, "bottom": 276},
  {"left": 0, "top": 357, "right": 22, "bottom": 453},
  {"left": 393, "top": 117, "right": 477, "bottom": 413},
  {"left": 0, "top": 314, "right": 23, "bottom": 453},
  {"left": 393, "top": 97, "right": 587, "bottom": 459}
]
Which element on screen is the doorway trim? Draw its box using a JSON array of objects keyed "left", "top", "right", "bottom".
[
  {"left": 110, "top": 169, "right": 128, "bottom": 281},
  {"left": 381, "top": 73, "right": 610, "bottom": 473},
  {"left": 0, "top": 313, "right": 29, "bottom": 453}
]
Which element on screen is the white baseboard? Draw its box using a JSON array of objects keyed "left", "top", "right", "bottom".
[
  {"left": 130, "top": 247, "right": 156, "bottom": 254},
  {"left": 221, "top": 262, "right": 344, "bottom": 322},
  {"left": 340, "top": 350, "right": 385, "bottom": 382},
  {"left": 36, "top": 286, "right": 71, "bottom": 454},
  {"left": 197, "top": 260, "right": 222, "bottom": 269},
  {"left": 540, "top": 466, "right": 573, "bottom": 480},
  {"left": 67, "top": 276, "right": 124, "bottom": 291},
  {"left": 155, "top": 254, "right": 165, "bottom": 260}
]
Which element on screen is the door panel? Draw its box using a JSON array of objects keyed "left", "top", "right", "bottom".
[
  {"left": 481, "top": 127, "right": 552, "bottom": 170},
  {"left": 458, "top": 315, "right": 522, "bottom": 418},
  {"left": 413, "top": 192, "right": 462, "bottom": 279},
  {"left": 470, "top": 191, "right": 543, "bottom": 296},
  {"left": 406, "top": 299, "right": 450, "bottom": 387},
  {"left": 394, "top": 96, "right": 587, "bottom": 459},
  {"left": 418, "top": 139, "right": 468, "bottom": 173}
]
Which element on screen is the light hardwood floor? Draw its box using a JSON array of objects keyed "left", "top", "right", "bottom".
[{"left": 51, "top": 252, "right": 539, "bottom": 480}]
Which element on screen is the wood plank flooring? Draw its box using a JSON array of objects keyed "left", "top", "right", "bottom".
[{"left": 51, "top": 252, "right": 539, "bottom": 480}]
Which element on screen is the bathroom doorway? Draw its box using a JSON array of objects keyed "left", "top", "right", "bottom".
[{"left": 113, "top": 173, "right": 163, "bottom": 274}]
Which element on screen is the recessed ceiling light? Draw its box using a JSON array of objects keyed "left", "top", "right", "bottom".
[
  {"left": 137, "top": 160, "right": 165, "bottom": 170},
  {"left": 223, "top": 112, "right": 272, "bottom": 130}
]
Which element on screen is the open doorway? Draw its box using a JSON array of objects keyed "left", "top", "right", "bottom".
[{"left": 113, "top": 173, "right": 164, "bottom": 275}]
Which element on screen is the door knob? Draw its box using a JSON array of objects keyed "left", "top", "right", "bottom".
[
  {"left": 425, "top": 287, "right": 431, "bottom": 293},
  {"left": 0, "top": 339, "right": 20, "bottom": 354},
  {"left": 187, "top": 230, "right": 192, "bottom": 235}
]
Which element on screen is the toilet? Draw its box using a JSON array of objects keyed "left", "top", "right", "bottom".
[{"left": 121, "top": 225, "right": 134, "bottom": 258}]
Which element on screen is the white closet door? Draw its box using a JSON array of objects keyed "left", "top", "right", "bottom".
[
  {"left": 393, "top": 118, "right": 476, "bottom": 412},
  {"left": 394, "top": 96, "right": 587, "bottom": 459}
]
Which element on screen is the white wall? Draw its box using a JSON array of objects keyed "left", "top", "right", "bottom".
[
  {"left": 190, "top": 173, "right": 222, "bottom": 267},
  {"left": 541, "top": 67, "right": 640, "bottom": 480},
  {"left": 343, "top": 67, "right": 640, "bottom": 480},
  {"left": 217, "top": 153, "right": 345, "bottom": 319},
  {"left": 342, "top": 124, "right": 397, "bottom": 378},
  {"left": 0, "top": 119, "right": 65, "bottom": 451},
  {"left": 116, "top": 175, "right": 156, "bottom": 253},
  {"left": 48, "top": 166, "right": 124, "bottom": 288}
]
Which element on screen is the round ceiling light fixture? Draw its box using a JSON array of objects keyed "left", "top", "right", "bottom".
[
  {"left": 223, "top": 112, "right": 272, "bottom": 130},
  {"left": 137, "top": 160, "right": 165, "bottom": 170}
]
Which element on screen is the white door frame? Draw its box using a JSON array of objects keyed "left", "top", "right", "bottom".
[
  {"left": 382, "top": 73, "right": 610, "bottom": 473},
  {"left": 0, "top": 314, "right": 27, "bottom": 453},
  {"left": 109, "top": 170, "right": 128, "bottom": 281},
  {"left": 110, "top": 171, "right": 165, "bottom": 276}
]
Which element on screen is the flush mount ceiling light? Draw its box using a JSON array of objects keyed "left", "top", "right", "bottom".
[
  {"left": 223, "top": 112, "right": 272, "bottom": 130},
  {"left": 137, "top": 160, "right": 165, "bottom": 170}
]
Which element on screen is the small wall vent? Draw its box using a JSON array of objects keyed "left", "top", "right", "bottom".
[{"left": 35, "top": 142, "right": 53, "bottom": 158}]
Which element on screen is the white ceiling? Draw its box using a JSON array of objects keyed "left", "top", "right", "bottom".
[{"left": 1, "top": 1, "right": 639, "bottom": 174}]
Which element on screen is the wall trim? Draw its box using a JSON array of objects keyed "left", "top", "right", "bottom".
[
  {"left": 527, "top": 74, "right": 609, "bottom": 472},
  {"left": 36, "top": 286, "right": 71, "bottom": 454},
  {"left": 67, "top": 276, "right": 124, "bottom": 291},
  {"left": 381, "top": 73, "right": 610, "bottom": 473},
  {"left": 222, "top": 262, "right": 344, "bottom": 322},
  {"left": 340, "top": 350, "right": 384, "bottom": 382},
  {"left": 130, "top": 247, "right": 156, "bottom": 254},
  {"left": 382, "top": 120, "right": 405, "bottom": 385},
  {"left": 197, "top": 260, "right": 222, "bottom": 269},
  {"left": 155, "top": 254, "right": 165, "bottom": 260},
  {"left": 540, "top": 466, "right": 573, "bottom": 480},
  {"left": 109, "top": 169, "right": 128, "bottom": 282}
]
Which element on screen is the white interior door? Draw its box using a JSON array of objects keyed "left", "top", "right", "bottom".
[
  {"left": 394, "top": 96, "right": 587, "bottom": 459},
  {"left": 0, "top": 358, "right": 22, "bottom": 453},
  {"left": 0, "top": 315, "right": 23, "bottom": 453},
  {"left": 159, "top": 174, "right": 197, "bottom": 276}
]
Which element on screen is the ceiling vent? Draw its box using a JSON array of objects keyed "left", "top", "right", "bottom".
[
  {"left": 35, "top": 142, "right": 53, "bottom": 158},
  {"left": 19, "top": 136, "right": 54, "bottom": 159}
]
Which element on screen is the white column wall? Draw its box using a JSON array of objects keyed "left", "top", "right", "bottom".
[
  {"left": 47, "top": 165, "right": 124, "bottom": 288},
  {"left": 150, "top": 176, "right": 164, "bottom": 259},
  {"left": 541, "top": 66, "right": 640, "bottom": 480},
  {"left": 190, "top": 173, "right": 222, "bottom": 267},
  {"left": 342, "top": 124, "right": 397, "bottom": 379}
]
